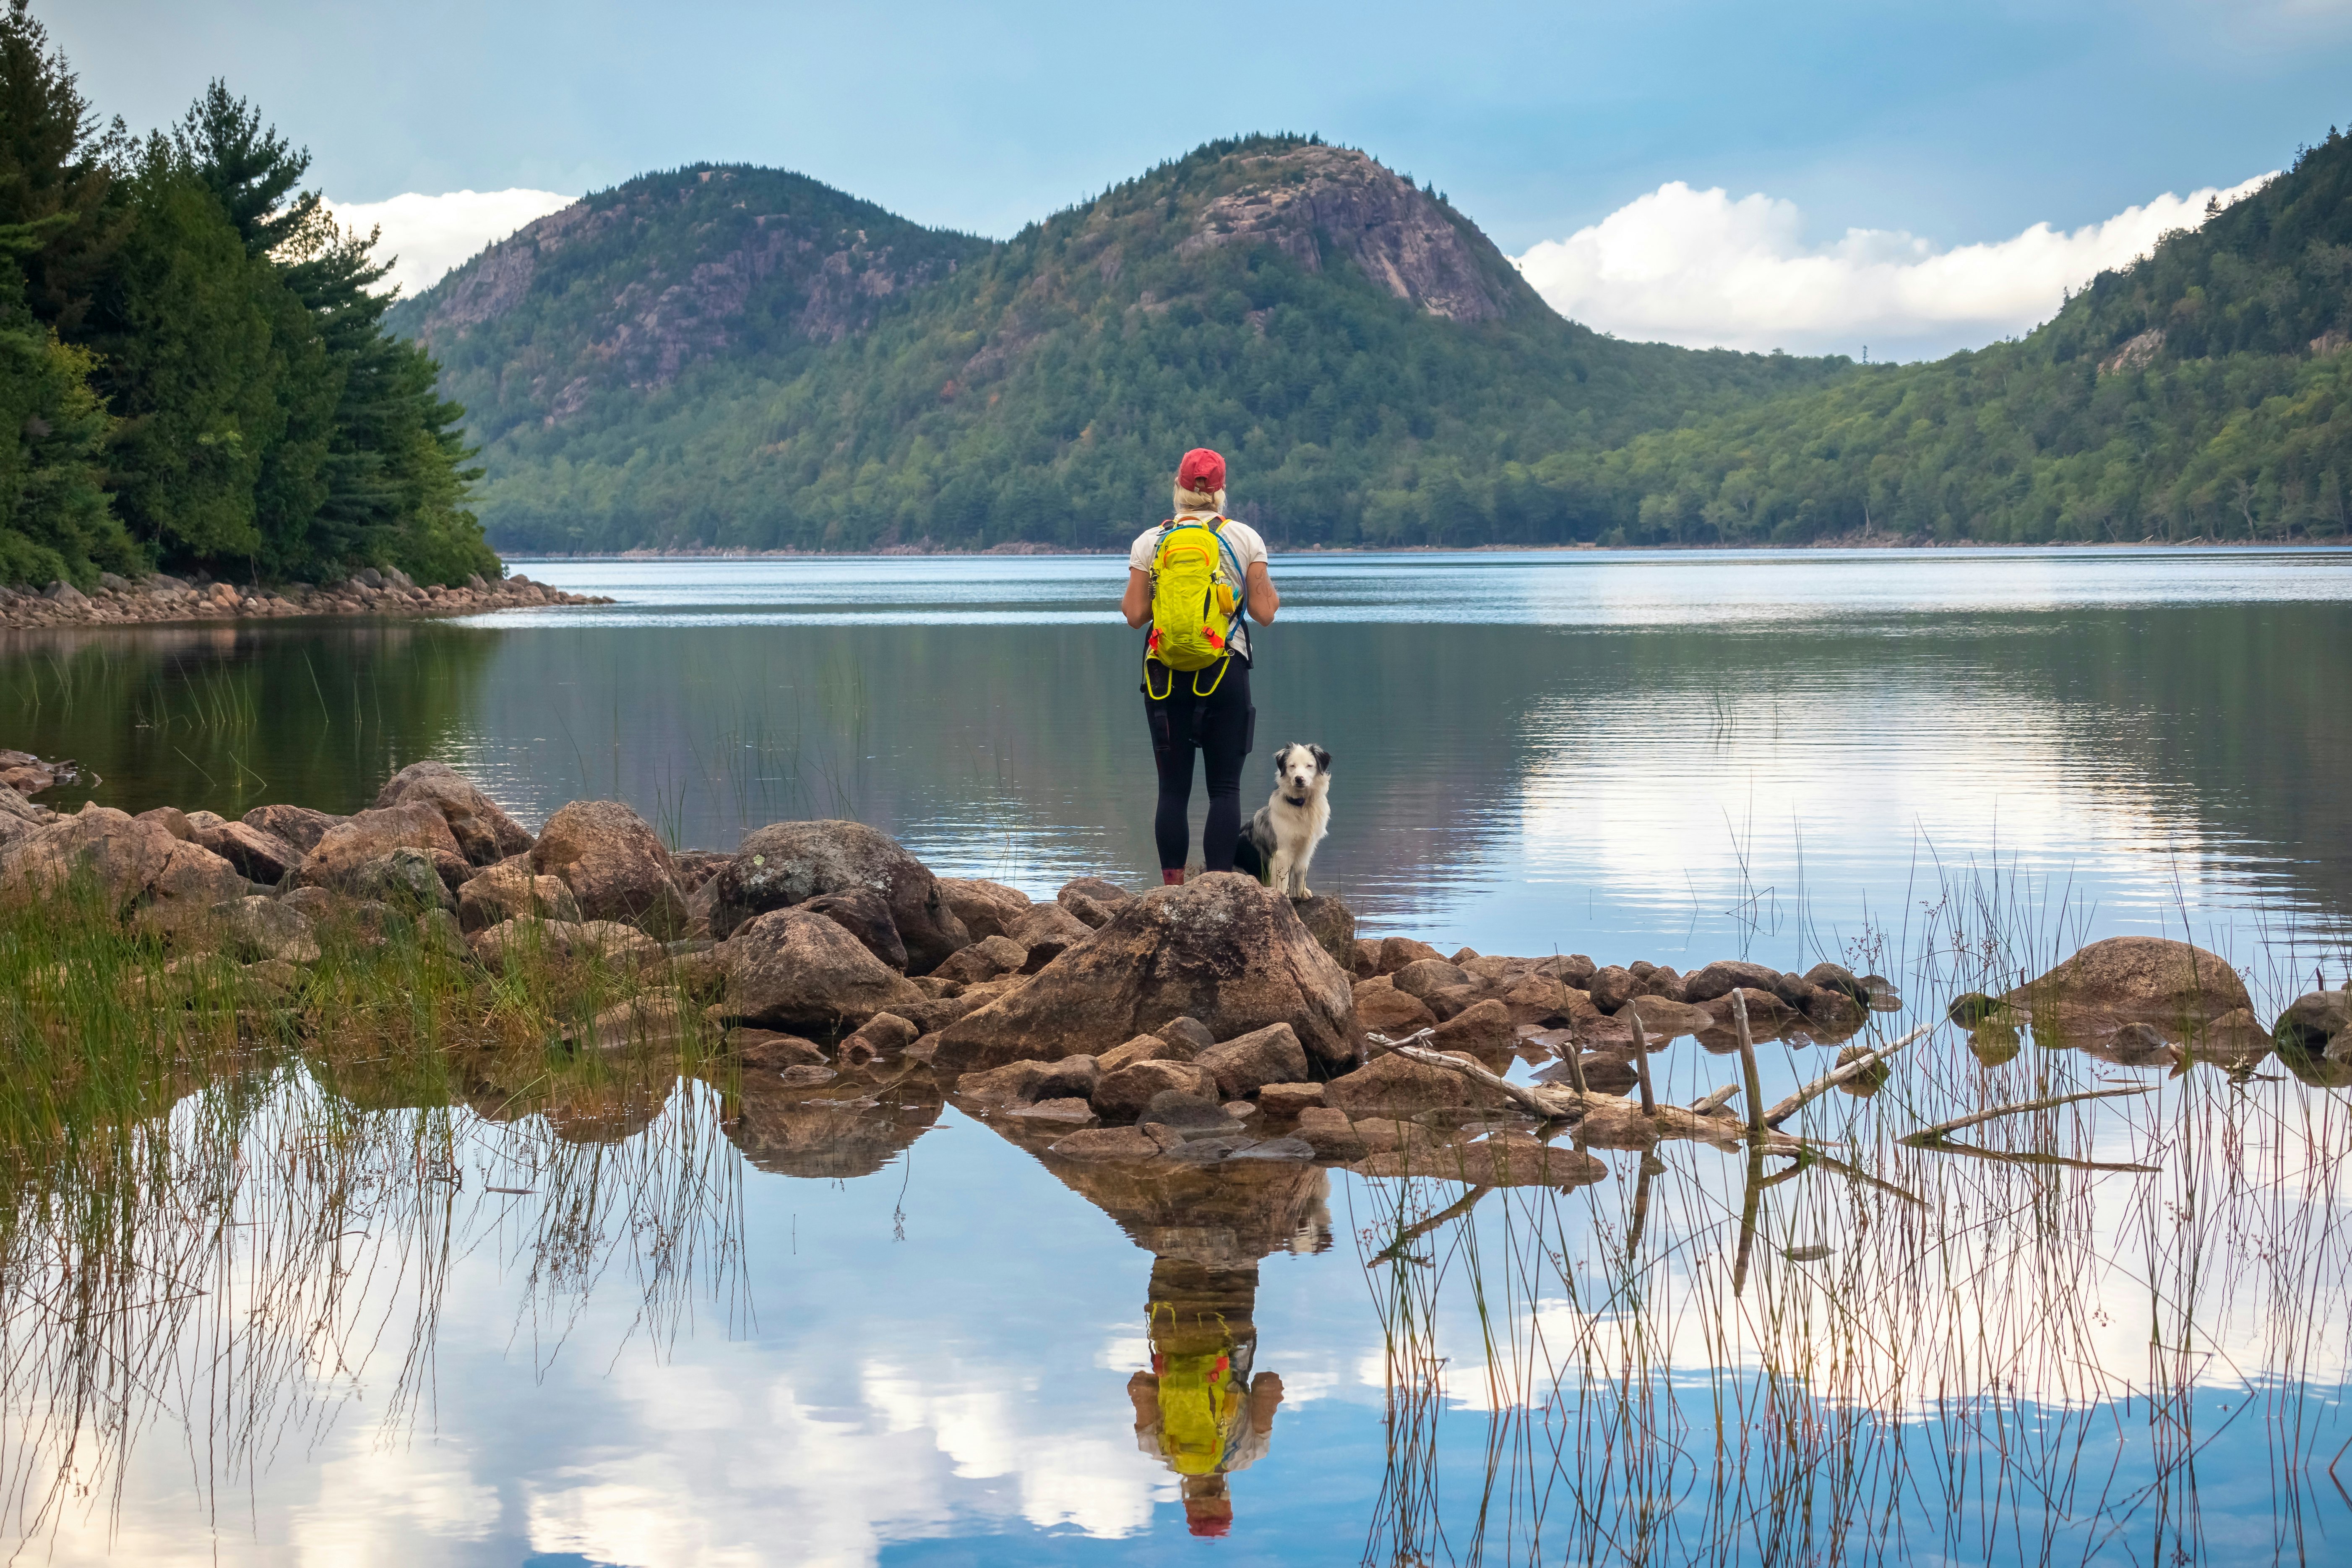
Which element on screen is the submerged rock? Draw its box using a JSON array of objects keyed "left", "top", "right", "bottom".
[
  {"left": 932, "top": 874, "right": 1355, "bottom": 1073},
  {"left": 530, "top": 800, "right": 689, "bottom": 936},
  {"left": 711, "top": 818, "right": 969, "bottom": 972}
]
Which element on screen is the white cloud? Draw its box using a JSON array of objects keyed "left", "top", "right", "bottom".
[
  {"left": 1513, "top": 173, "right": 2274, "bottom": 360},
  {"left": 323, "top": 188, "right": 576, "bottom": 300}
]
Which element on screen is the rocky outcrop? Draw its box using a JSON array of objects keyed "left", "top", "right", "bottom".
[
  {"left": 2006, "top": 937, "right": 2252, "bottom": 1037},
  {"left": 292, "top": 805, "right": 467, "bottom": 893},
  {"left": 183, "top": 812, "right": 304, "bottom": 883},
  {"left": 0, "top": 569, "right": 605, "bottom": 630},
  {"left": 529, "top": 801, "right": 688, "bottom": 936},
  {"left": 932, "top": 874, "right": 1355, "bottom": 1073},
  {"left": 936, "top": 877, "right": 1032, "bottom": 940},
  {"left": 0, "top": 805, "right": 245, "bottom": 929},
  {"left": 709, "top": 819, "right": 969, "bottom": 972},
  {"left": 241, "top": 804, "right": 344, "bottom": 853}
]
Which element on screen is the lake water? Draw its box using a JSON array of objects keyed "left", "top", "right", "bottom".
[{"left": 4, "top": 548, "right": 2352, "bottom": 1565}]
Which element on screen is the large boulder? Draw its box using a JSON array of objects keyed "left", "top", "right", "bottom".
[
  {"left": 529, "top": 800, "right": 688, "bottom": 936},
  {"left": 717, "top": 908, "right": 927, "bottom": 1035},
  {"left": 1290, "top": 895, "right": 1357, "bottom": 972},
  {"left": 937, "top": 877, "right": 1033, "bottom": 941},
  {"left": 372, "top": 761, "right": 533, "bottom": 866},
  {"left": 240, "top": 803, "right": 345, "bottom": 853},
  {"left": 292, "top": 804, "right": 466, "bottom": 892},
  {"left": 1683, "top": 960, "right": 1784, "bottom": 1004},
  {"left": 931, "top": 873, "right": 1355, "bottom": 1073},
  {"left": 709, "top": 819, "right": 969, "bottom": 972},
  {"left": 2006, "top": 937, "right": 2252, "bottom": 1035},
  {"left": 0, "top": 805, "right": 244, "bottom": 928}
]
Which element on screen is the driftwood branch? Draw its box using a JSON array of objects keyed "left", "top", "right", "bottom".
[
  {"left": 1901, "top": 1084, "right": 2153, "bottom": 1146},
  {"left": 1761, "top": 1023, "right": 1933, "bottom": 1129},
  {"left": 1690, "top": 1083, "right": 1741, "bottom": 1115},
  {"left": 1390, "top": 1044, "right": 1810, "bottom": 1150}
]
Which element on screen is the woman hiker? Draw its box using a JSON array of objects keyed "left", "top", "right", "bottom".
[{"left": 1122, "top": 447, "right": 1280, "bottom": 885}]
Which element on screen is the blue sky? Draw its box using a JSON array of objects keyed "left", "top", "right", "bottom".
[{"left": 55, "top": 0, "right": 2352, "bottom": 357}]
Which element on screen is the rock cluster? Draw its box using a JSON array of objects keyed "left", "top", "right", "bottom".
[{"left": 0, "top": 567, "right": 605, "bottom": 630}]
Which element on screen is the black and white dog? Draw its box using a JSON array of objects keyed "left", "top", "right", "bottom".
[{"left": 1242, "top": 743, "right": 1332, "bottom": 899}]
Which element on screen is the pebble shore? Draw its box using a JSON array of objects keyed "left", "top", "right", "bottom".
[{"left": 0, "top": 566, "right": 608, "bottom": 630}]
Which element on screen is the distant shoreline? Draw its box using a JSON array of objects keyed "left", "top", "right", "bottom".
[{"left": 501, "top": 537, "right": 2350, "bottom": 561}]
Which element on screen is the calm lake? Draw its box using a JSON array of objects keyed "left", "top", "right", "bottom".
[{"left": 3, "top": 547, "right": 2350, "bottom": 1565}]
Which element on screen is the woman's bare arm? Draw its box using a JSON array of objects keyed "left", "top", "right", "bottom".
[
  {"left": 1246, "top": 561, "right": 1279, "bottom": 624},
  {"left": 1122, "top": 568, "right": 1151, "bottom": 628}
]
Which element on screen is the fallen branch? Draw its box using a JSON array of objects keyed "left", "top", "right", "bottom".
[
  {"left": 1391, "top": 1044, "right": 1811, "bottom": 1151},
  {"left": 1908, "top": 1140, "right": 2158, "bottom": 1175},
  {"left": 1761, "top": 1024, "right": 1933, "bottom": 1130},
  {"left": 1901, "top": 1084, "right": 2153, "bottom": 1146},
  {"left": 1690, "top": 1082, "right": 1741, "bottom": 1115}
]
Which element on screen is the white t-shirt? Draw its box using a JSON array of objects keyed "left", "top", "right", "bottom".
[{"left": 1128, "top": 515, "right": 1269, "bottom": 662}]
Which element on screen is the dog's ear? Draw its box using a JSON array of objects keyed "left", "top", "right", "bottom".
[{"left": 1310, "top": 744, "right": 1331, "bottom": 773}]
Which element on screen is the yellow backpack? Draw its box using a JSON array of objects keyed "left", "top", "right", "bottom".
[{"left": 1145, "top": 516, "right": 1244, "bottom": 691}]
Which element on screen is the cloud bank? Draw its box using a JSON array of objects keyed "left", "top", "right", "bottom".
[
  {"left": 1513, "top": 174, "right": 2274, "bottom": 361},
  {"left": 323, "top": 188, "right": 576, "bottom": 299}
]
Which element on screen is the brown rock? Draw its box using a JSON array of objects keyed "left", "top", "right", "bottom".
[
  {"left": 933, "top": 874, "right": 1355, "bottom": 1072},
  {"left": 0, "top": 806, "right": 244, "bottom": 927},
  {"left": 1100, "top": 1033, "right": 1190, "bottom": 1073},
  {"left": 372, "top": 761, "right": 534, "bottom": 865},
  {"left": 1588, "top": 965, "right": 1641, "bottom": 1014},
  {"left": 136, "top": 806, "right": 193, "bottom": 840},
  {"left": 1258, "top": 1082, "right": 1325, "bottom": 1117},
  {"left": 1643, "top": 965, "right": 1685, "bottom": 1000},
  {"left": 1010, "top": 1097, "right": 1097, "bottom": 1125},
  {"left": 1618, "top": 994, "right": 1715, "bottom": 1039},
  {"left": 1325, "top": 1050, "right": 1503, "bottom": 1115},
  {"left": 1392, "top": 959, "right": 1473, "bottom": 1001},
  {"left": 1290, "top": 893, "right": 1357, "bottom": 971},
  {"left": 1353, "top": 983, "right": 1437, "bottom": 1036},
  {"left": 1377, "top": 937, "right": 1445, "bottom": 974},
  {"left": 1196, "top": 1023, "right": 1311, "bottom": 1100},
  {"left": 1056, "top": 876, "right": 1132, "bottom": 929},
  {"left": 1683, "top": 960, "right": 1783, "bottom": 1004},
  {"left": 1573, "top": 1099, "right": 1659, "bottom": 1149},
  {"left": 1698, "top": 987, "right": 1793, "bottom": 1032},
  {"left": 1008, "top": 903, "right": 1095, "bottom": 971},
  {"left": 1502, "top": 972, "right": 1599, "bottom": 1026},
  {"left": 1034, "top": 1055, "right": 1102, "bottom": 1102},
  {"left": 1349, "top": 938, "right": 1383, "bottom": 978},
  {"left": 718, "top": 908, "right": 927, "bottom": 1035},
  {"left": 1428, "top": 998, "right": 1515, "bottom": 1055},
  {"left": 671, "top": 850, "right": 731, "bottom": 893},
  {"left": 956, "top": 1059, "right": 1051, "bottom": 1105},
  {"left": 210, "top": 895, "right": 321, "bottom": 963},
  {"left": 1156, "top": 1016, "right": 1217, "bottom": 1053},
  {"left": 1092, "top": 1058, "right": 1222, "bottom": 1123},
  {"left": 803, "top": 886, "right": 909, "bottom": 971},
  {"left": 2007, "top": 937, "right": 2253, "bottom": 1034},
  {"left": 467, "top": 917, "right": 588, "bottom": 967},
  {"left": 1047, "top": 1125, "right": 1178, "bottom": 1162},
  {"left": 292, "top": 804, "right": 464, "bottom": 892},
  {"left": 240, "top": 803, "right": 345, "bottom": 853},
  {"left": 709, "top": 819, "right": 969, "bottom": 971},
  {"left": 937, "top": 877, "right": 1033, "bottom": 940},
  {"left": 1804, "top": 961, "right": 1869, "bottom": 1005},
  {"left": 529, "top": 800, "right": 688, "bottom": 935},
  {"left": 185, "top": 813, "right": 304, "bottom": 883},
  {"left": 932, "top": 932, "right": 1027, "bottom": 985},
  {"left": 589, "top": 995, "right": 689, "bottom": 1053},
  {"left": 841, "top": 1010, "right": 922, "bottom": 1059},
  {"left": 732, "top": 1029, "right": 826, "bottom": 1069},
  {"left": 1292, "top": 1106, "right": 1369, "bottom": 1160},
  {"left": 456, "top": 859, "right": 582, "bottom": 932}
]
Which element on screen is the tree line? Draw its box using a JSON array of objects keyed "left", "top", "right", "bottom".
[{"left": 0, "top": 0, "right": 495, "bottom": 589}]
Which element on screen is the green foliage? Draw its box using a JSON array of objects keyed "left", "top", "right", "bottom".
[
  {"left": 409, "top": 139, "right": 1851, "bottom": 552},
  {"left": 0, "top": 5, "right": 496, "bottom": 587}
]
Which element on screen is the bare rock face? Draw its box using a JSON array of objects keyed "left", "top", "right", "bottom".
[
  {"left": 372, "top": 761, "right": 534, "bottom": 866},
  {"left": 1056, "top": 876, "right": 1131, "bottom": 930},
  {"left": 293, "top": 804, "right": 466, "bottom": 892},
  {"left": 717, "top": 908, "right": 927, "bottom": 1036},
  {"left": 1683, "top": 960, "right": 1784, "bottom": 1004},
  {"left": 937, "top": 877, "right": 1033, "bottom": 941},
  {"left": 241, "top": 803, "right": 346, "bottom": 853},
  {"left": 1324, "top": 1050, "right": 1508, "bottom": 1116},
  {"left": 932, "top": 873, "right": 1355, "bottom": 1073},
  {"left": 183, "top": 811, "right": 303, "bottom": 883},
  {"left": 530, "top": 800, "right": 688, "bottom": 936},
  {"left": 709, "top": 819, "right": 969, "bottom": 972},
  {"left": 802, "top": 886, "right": 909, "bottom": 972},
  {"left": 0, "top": 779, "right": 52, "bottom": 846},
  {"left": 1196, "top": 1024, "right": 1312, "bottom": 1100},
  {"left": 456, "top": 859, "right": 582, "bottom": 933},
  {"left": 1008, "top": 903, "right": 1093, "bottom": 970},
  {"left": 0, "top": 806, "right": 244, "bottom": 925},
  {"left": 1177, "top": 144, "right": 1535, "bottom": 323},
  {"left": 2006, "top": 937, "right": 2252, "bottom": 1035}
]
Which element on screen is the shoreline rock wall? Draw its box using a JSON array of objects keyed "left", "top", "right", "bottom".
[{"left": 0, "top": 567, "right": 608, "bottom": 631}]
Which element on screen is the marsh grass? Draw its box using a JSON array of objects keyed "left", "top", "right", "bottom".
[
  {"left": 0, "top": 875, "right": 748, "bottom": 1548},
  {"left": 1347, "top": 862, "right": 2352, "bottom": 1566}
]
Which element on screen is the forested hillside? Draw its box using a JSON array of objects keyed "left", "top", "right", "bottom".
[
  {"left": 0, "top": 0, "right": 494, "bottom": 588},
  {"left": 402, "top": 138, "right": 1851, "bottom": 552},
  {"left": 1524, "top": 129, "right": 2352, "bottom": 544}
]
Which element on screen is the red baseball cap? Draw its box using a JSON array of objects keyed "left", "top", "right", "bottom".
[{"left": 1178, "top": 447, "right": 1226, "bottom": 492}]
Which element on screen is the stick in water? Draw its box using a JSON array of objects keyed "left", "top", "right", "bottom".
[
  {"left": 1902, "top": 1084, "right": 2154, "bottom": 1145},
  {"left": 1761, "top": 1023, "right": 1934, "bottom": 1129},
  {"left": 1731, "top": 989, "right": 1766, "bottom": 1137},
  {"left": 1628, "top": 1010, "right": 1658, "bottom": 1117}
]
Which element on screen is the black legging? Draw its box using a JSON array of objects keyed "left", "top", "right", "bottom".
[{"left": 1144, "top": 656, "right": 1255, "bottom": 874}]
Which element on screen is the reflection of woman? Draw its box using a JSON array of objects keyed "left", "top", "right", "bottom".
[
  {"left": 1120, "top": 448, "right": 1281, "bottom": 884},
  {"left": 1125, "top": 1256, "right": 1285, "bottom": 1537}
]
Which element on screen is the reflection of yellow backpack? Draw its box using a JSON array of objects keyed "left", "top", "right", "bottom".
[
  {"left": 1145, "top": 516, "right": 1244, "bottom": 691},
  {"left": 1154, "top": 1351, "right": 1236, "bottom": 1475}
]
